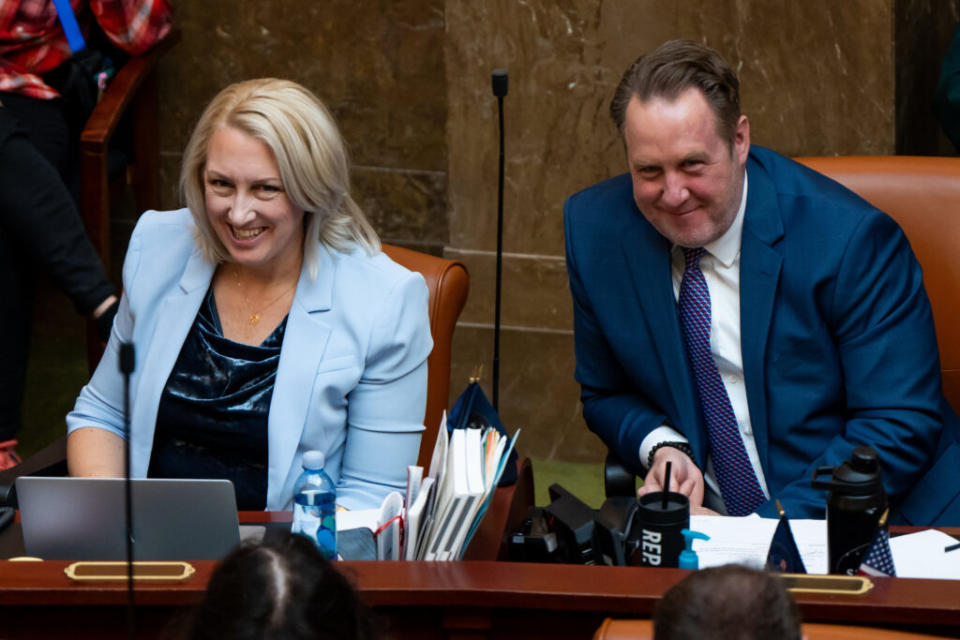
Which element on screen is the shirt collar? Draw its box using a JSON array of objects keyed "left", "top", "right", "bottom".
[{"left": 703, "top": 169, "right": 748, "bottom": 268}]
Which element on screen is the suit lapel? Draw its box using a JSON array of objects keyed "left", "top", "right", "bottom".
[
  {"left": 132, "top": 248, "right": 214, "bottom": 475},
  {"left": 266, "top": 247, "right": 333, "bottom": 508},
  {"left": 739, "top": 160, "right": 784, "bottom": 477},
  {"left": 621, "top": 214, "right": 705, "bottom": 462}
]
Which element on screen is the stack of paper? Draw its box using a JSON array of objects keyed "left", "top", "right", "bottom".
[
  {"left": 689, "top": 514, "right": 828, "bottom": 574},
  {"left": 417, "top": 414, "right": 520, "bottom": 560},
  {"left": 336, "top": 412, "right": 519, "bottom": 561}
]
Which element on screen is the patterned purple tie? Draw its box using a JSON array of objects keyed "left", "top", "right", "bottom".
[{"left": 679, "top": 247, "right": 766, "bottom": 516}]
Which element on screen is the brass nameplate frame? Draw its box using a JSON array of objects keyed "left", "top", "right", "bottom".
[
  {"left": 64, "top": 561, "right": 196, "bottom": 582},
  {"left": 781, "top": 573, "right": 874, "bottom": 595}
]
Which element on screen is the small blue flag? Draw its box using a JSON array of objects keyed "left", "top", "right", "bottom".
[{"left": 766, "top": 501, "right": 807, "bottom": 573}]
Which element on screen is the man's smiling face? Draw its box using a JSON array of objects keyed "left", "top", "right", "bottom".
[{"left": 623, "top": 87, "right": 750, "bottom": 248}]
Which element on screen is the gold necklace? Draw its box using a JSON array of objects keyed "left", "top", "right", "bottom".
[{"left": 231, "top": 266, "right": 296, "bottom": 325}]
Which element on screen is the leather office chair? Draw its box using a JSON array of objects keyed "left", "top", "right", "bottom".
[
  {"left": 0, "top": 243, "right": 468, "bottom": 505},
  {"left": 605, "top": 155, "right": 960, "bottom": 496},
  {"left": 794, "top": 156, "right": 960, "bottom": 414},
  {"left": 81, "top": 29, "right": 180, "bottom": 372},
  {"left": 593, "top": 618, "right": 953, "bottom": 639},
  {"left": 381, "top": 244, "right": 469, "bottom": 467}
]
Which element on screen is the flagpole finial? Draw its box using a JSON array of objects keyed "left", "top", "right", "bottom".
[
  {"left": 469, "top": 364, "right": 484, "bottom": 384},
  {"left": 775, "top": 499, "right": 786, "bottom": 518}
]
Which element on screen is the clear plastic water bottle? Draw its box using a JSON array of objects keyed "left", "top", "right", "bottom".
[{"left": 291, "top": 450, "right": 337, "bottom": 559}]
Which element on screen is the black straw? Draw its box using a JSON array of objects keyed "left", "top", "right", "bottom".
[
  {"left": 662, "top": 461, "right": 672, "bottom": 509},
  {"left": 491, "top": 69, "right": 508, "bottom": 411}
]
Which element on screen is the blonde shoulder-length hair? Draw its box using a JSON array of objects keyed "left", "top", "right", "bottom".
[{"left": 180, "top": 78, "right": 380, "bottom": 278}]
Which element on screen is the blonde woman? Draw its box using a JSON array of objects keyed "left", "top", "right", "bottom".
[{"left": 67, "top": 79, "right": 432, "bottom": 511}]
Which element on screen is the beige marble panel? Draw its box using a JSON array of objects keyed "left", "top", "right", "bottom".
[
  {"left": 450, "top": 325, "right": 605, "bottom": 463},
  {"left": 157, "top": 0, "right": 447, "bottom": 208},
  {"left": 446, "top": 250, "right": 572, "bottom": 331},
  {"left": 352, "top": 167, "right": 448, "bottom": 250},
  {"left": 445, "top": 0, "right": 897, "bottom": 259}
]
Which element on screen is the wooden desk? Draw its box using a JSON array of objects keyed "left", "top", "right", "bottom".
[
  {"left": 3, "top": 461, "right": 958, "bottom": 640},
  {"left": 3, "top": 560, "right": 960, "bottom": 639},
  {"left": 0, "top": 461, "right": 535, "bottom": 639}
]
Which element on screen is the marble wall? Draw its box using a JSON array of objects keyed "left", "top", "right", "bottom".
[{"left": 150, "top": 1, "right": 957, "bottom": 464}]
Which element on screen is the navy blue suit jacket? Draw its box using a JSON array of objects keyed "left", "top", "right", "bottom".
[{"left": 564, "top": 146, "right": 960, "bottom": 525}]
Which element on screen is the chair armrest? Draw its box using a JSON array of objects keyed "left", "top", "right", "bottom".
[
  {"left": 604, "top": 450, "right": 638, "bottom": 498},
  {"left": 80, "top": 28, "right": 180, "bottom": 154},
  {"left": 0, "top": 436, "right": 68, "bottom": 508}
]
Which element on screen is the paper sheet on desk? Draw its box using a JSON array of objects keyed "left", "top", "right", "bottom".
[
  {"left": 889, "top": 529, "right": 960, "bottom": 579},
  {"left": 337, "top": 508, "right": 379, "bottom": 532},
  {"left": 690, "top": 515, "right": 828, "bottom": 574}
]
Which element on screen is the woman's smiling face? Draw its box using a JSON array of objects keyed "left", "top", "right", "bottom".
[{"left": 204, "top": 126, "right": 305, "bottom": 274}]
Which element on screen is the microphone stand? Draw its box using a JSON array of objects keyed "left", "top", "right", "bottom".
[
  {"left": 491, "top": 69, "right": 508, "bottom": 411},
  {"left": 119, "top": 342, "right": 136, "bottom": 640}
]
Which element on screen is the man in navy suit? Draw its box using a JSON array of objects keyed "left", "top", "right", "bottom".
[{"left": 564, "top": 40, "right": 960, "bottom": 524}]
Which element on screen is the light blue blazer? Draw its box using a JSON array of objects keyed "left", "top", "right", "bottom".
[{"left": 67, "top": 209, "right": 433, "bottom": 511}]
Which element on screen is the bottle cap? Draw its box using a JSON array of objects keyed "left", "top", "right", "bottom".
[
  {"left": 678, "top": 528, "right": 710, "bottom": 570},
  {"left": 302, "top": 450, "right": 325, "bottom": 470}
]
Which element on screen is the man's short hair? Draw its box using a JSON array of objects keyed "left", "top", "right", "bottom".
[
  {"left": 653, "top": 564, "right": 801, "bottom": 640},
  {"left": 609, "top": 39, "right": 741, "bottom": 148}
]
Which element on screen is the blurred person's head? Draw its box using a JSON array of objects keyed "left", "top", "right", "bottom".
[
  {"left": 180, "top": 78, "right": 379, "bottom": 279},
  {"left": 654, "top": 564, "right": 801, "bottom": 640},
  {"left": 187, "top": 532, "right": 379, "bottom": 640}
]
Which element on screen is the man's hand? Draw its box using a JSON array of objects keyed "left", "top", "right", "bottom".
[{"left": 638, "top": 445, "right": 705, "bottom": 508}]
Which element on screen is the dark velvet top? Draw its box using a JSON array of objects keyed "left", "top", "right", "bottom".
[{"left": 149, "top": 287, "right": 287, "bottom": 510}]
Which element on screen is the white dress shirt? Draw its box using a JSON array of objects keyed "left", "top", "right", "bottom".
[{"left": 639, "top": 172, "right": 771, "bottom": 508}]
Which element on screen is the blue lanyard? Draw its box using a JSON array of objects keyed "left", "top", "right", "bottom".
[{"left": 51, "top": 0, "right": 87, "bottom": 53}]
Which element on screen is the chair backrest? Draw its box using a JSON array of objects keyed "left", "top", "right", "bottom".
[
  {"left": 795, "top": 156, "right": 960, "bottom": 415},
  {"left": 593, "top": 618, "right": 951, "bottom": 640},
  {"left": 382, "top": 244, "right": 469, "bottom": 467}
]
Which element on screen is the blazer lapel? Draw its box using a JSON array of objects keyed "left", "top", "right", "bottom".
[
  {"left": 739, "top": 161, "right": 785, "bottom": 477},
  {"left": 621, "top": 214, "right": 704, "bottom": 462},
  {"left": 132, "top": 248, "right": 214, "bottom": 476},
  {"left": 266, "top": 248, "right": 333, "bottom": 508}
]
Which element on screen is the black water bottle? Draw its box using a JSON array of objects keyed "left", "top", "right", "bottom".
[{"left": 811, "top": 446, "right": 887, "bottom": 575}]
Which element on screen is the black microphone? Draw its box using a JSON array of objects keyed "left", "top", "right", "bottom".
[
  {"left": 492, "top": 69, "right": 508, "bottom": 97},
  {"left": 119, "top": 341, "right": 136, "bottom": 640},
  {"left": 491, "top": 69, "right": 508, "bottom": 411}
]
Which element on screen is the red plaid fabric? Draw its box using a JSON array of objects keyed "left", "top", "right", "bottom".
[{"left": 0, "top": 0, "right": 172, "bottom": 100}]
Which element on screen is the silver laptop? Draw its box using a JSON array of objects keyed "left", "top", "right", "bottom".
[{"left": 16, "top": 477, "right": 241, "bottom": 561}]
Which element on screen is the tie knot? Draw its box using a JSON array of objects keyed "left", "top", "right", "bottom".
[{"left": 683, "top": 247, "right": 706, "bottom": 270}]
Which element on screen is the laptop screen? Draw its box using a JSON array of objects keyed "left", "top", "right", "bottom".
[{"left": 16, "top": 477, "right": 241, "bottom": 561}]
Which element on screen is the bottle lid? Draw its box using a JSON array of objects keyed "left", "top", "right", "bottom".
[{"left": 302, "top": 450, "right": 325, "bottom": 470}]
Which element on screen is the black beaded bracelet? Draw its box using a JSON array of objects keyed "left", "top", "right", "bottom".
[{"left": 647, "top": 441, "right": 695, "bottom": 470}]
